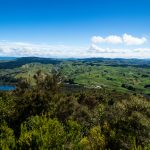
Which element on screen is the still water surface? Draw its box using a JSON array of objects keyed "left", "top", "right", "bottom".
[{"left": 0, "top": 85, "right": 16, "bottom": 91}]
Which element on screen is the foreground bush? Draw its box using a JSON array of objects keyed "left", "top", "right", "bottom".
[
  {"left": 0, "top": 122, "right": 16, "bottom": 150},
  {"left": 18, "top": 115, "right": 65, "bottom": 149}
]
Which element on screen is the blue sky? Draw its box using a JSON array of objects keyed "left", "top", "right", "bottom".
[{"left": 0, "top": 0, "right": 150, "bottom": 58}]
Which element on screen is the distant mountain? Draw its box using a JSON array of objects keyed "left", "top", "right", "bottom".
[{"left": 0, "top": 57, "right": 149, "bottom": 69}]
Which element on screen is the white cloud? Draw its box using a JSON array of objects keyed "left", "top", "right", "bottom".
[
  {"left": 0, "top": 38, "right": 150, "bottom": 59},
  {"left": 88, "top": 44, "right": 150, "bottom": 58},
  {"left": 90, "top": 33, "right": 149, "bottom": 57},
  {"left": 106, "top": 35, "right": 123, "bottom": 44},
  {"left": 89, "top": 44, "right": 106, "bottom": 53},
  {"left": 91, "top": 33, "right": 147, "bottom": 46},
  {"left": 0, "top": 41, "right": 87, "bottom": 58},
  {"left": 89, "top": 44, "right": 120, "bottom": 53},
  {"left": 92, "top": 35, "right": 122, "bottom": 44},
  {"left": 123, "top": 33, "right": 147, "bottom": 45},
  {"left": 91, "top": 36, "right": 105, "bottom": 43}
]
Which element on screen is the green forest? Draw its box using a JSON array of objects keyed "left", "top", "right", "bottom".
[{"left": 0, "top": 57, "right": 150, "bottom": 149}]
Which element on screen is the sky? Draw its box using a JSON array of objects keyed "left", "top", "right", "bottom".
[{"left": 0, "top": 0, "right": 150, "bottom": 58}]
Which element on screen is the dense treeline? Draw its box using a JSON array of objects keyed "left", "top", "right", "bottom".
[{"left": 0, "top": 71, "right": 150, "bottom": 149}]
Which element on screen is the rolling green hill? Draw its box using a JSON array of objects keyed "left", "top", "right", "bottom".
[{"left": 0, "top": 57, "right": 149, "bottom": 95}]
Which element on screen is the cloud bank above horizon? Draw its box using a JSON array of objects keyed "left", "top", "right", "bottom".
[
  {"left": 0, "top": 33, "right": 150, "bottom": 59},
  {"left": 92, "top": 33, "right": 147, "bottom": 45}
]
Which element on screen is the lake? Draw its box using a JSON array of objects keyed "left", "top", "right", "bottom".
[
  {"left": 0, "top": 57, "right": 17, "bottom": 61},
  {"left": 0, "top": 85, "right": 16, "bottom": 91}
]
